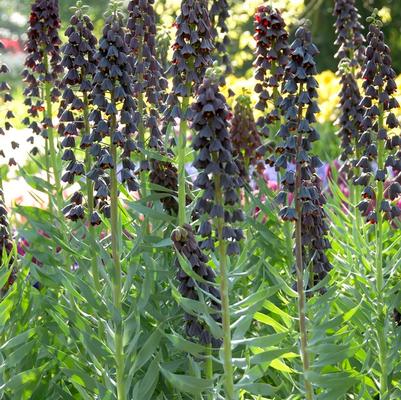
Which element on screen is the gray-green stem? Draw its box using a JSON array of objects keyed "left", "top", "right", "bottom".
[
  {"left": 109, "top": 95, "right": 125, "bottom": 400},
  {"left": 83, "top": 91, "right": 100, "bottom": 291},
  {"left": 178, "top": 96, "right": 189, "bottom": 226},
  {"left": 205, "top": 343, "right": 213, "bottom": 400},
  {"left": 43, "top": 52, "right": 62, "bottom": 210},
  {"left": 214, "top": 171, "right": 235, "bottom": 400},
  {"left": 294, "top": 85, "right": 313, "bottom": 400},
  {"left": 376, "top": 92, "right": 388, "bottom": 399}
]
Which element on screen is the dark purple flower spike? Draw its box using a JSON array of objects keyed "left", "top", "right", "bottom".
[
  {"left": 230, "top": 93, "right": 264, "bottom": 181},
  {"left": 86, "top": 3, "right": 139, "bottom": 219},
  {"left": 190, "top": 70, "right": 244, "bottom": 254},
  {"left": 0, "top": 41, "right": 15, "bottom": 166},
  {"left": 275, "top": 24, "right": 332, "bottom": 285},
  {"left": 59, "top": 1, "right": 98, "bottom": 223},
  {"left": 171, "top": 224, "right": 222, "bottom": 347},
  {"left": 254, "top": 5, "right": 290, "bottom": 139}
]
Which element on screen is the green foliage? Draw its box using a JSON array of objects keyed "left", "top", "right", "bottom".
[{"left": 2, "top": 1, "right": 401, "bottom": 400}]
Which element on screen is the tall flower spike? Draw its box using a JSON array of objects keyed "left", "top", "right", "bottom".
[
  {"left": 22, "top": 0, "right": 62, "bottom": 140},
  {"left": 333, "top": 0, "right": 365, "bottom": 69},
  {"left": 210, "top": 0, "right": 232, "bottom": 77},
  {"left": 276, "top": 24, "right": 332, "bottom": 284},
  {"left": 0, "top": 41, "right": 15, "bottom": 166},
  {"left": 230, "top": 93, "right": 264, "bottom": 180},
  {"left": 274, "top": 25, "right": 328, "bottom": 399},
  {"left": 126, "top": 0, "right": 168, "bottom": 150},
  {"left": 171, "top": 224, "right": 222, "bottom": 347},
  {"left": 126, "top": 0, "right": 167, "bottom": 112},
  {"left": 126, "top": 0, "right": 179, "bottom": 214},
  {"left": 191, "top": 72, "right": 244, "bottom": 255},
  {"left": 87, "top": 5, "right": 139, "bottom": 219},
  {"left": 254, "top": 5, "right": 290, "bottom": 139},
  {"left": 356, "top": 17, "right": 401, "bottom": 223},
  {"left": 165, "top": 0, "right": 214, "bottom": 124},
  {"left": 59, "top": 1, "right": 98, "bottom": 223},
  {"left": 358, "top": 13, "right": 400, "bottom": 397},
  {"left": 164, "top": 0, "right": 214, "bottom": 227},
  {"left": 336, "top": 60, "right": 364, "bottom": 177},
  {"left": 191, "top": 69, "right": 244, "bottom": 398}
]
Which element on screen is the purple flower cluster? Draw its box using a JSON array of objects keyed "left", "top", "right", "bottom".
[
  {"left": 172, "top": 224, "right": 221, "bottom": 346},
  {"left": 275, "top": 25, "right": 332, "bottom": 283},
  {"left": 22, "top": 0, "right": 62, "bottom": 141},
  {"left": 126, "top": 0, "right": 167, "bottom": 149},
  {"left": 356, "top": 21, "right": 401, "bottom": 223},
  {"left": 0, "top": 42, "right": 15, "bottom": 166},
  {"left": 254, "top": 5, "right": 290, "bottom": 137},
  {"left": 165, "top": 0, "right": 214, "bottom": 124},
  {"left": 84, "top": 9, "right": 139, "bottom": 220},
  {"left": 333, "top": 0, "right": 365, "bottom": 69},
  {"left": 59, "top": 4, "right": 98, "bottom": 221},
  {"left": 191, "top": 75, "right": 244, "bottom": 255},
  {"left": 336, "top": 62, "right": 364, "bottom": 175}
]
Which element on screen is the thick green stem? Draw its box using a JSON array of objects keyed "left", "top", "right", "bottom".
[
  {"left": 110, "top": 103, "right": 125, "bottom": 400},
  {"left": 294, "top": 204, "right": 313, "bottom": 400},
  {"left": 205, "top": 344, "right": 213, "bottom": 400},
  {"left": 43, "top": 53, "right": 62, "bottom": 209},
  {"left": 178, "top": 97, "right": 189, "bottom": 226},
  {"left": 214, "top": 172, "right": 235, "bottom": 400},
  {"left": 83, "top": 91, "right": 100, "bottom": 291},
  {"left": 352, "top": 147, "right": 362, "bottom": 231},
  {"left": 376, "top": 97, "right": 388, "bottom": 398},
  {"left": 294, "top": 84, "right": 313, "bottom": 400},
  {"left": 43, "top": 136, "right": 52, "bottom": 210}
]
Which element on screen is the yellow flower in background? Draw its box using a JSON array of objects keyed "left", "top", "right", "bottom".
[
  {"left": 378, "top": 6, "right": 392, "bottom": 24},
  {"left": 223, "top": 70, "right": 342, "bottom": 125},
  {"left": 222, "top": 74, "right": 258, "bottom": 108},
  {"left": 316, "top": 70, "right": 340, "bottom": 124}
]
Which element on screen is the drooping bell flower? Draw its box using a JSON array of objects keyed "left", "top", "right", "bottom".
[
  {"left": 59, "top": 2, "right": 98, "bottom": 222},
  {"left": 335, "top": 60, "right": 364, "bottom": 178},
  {"left": 333, "top": 0, "right": 365, "bottom": 69},
  {"left": 22, "top": 0, "right": 62, "bottom": 142},
  {"left": 275, "top": 25, "right": 332, "bottom": 285},
  {"left": 190, "top": 71, "right": 244, "bottom": 255},
  {"left": 171, "top": 224, "right": 222, "bottom": 347},
  {"left": 0, "top": 41, "right": 15, "bottom": 166},
  {"left": 164, "top": 0, "right": 214, "bottom": 125},
  {"left": 355, "top": 16, "right": 401, "bottom": 223},
  {"left": 86, "top": 6, "right": 139, "bottom": 219},
  {"left": 253, "top": 5, "right": 290, "bottom": 139}
]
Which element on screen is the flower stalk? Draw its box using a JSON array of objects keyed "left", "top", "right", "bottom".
[
  {"left": 43, "top": 52, "right": 62, "bottom": 208},
  {"left": 110, "top": 111, "right": 125, "bottom": 400},
  {"left": 355, "top": 11, "right": 401, "bottom": 395},
  {"left": 191, "top": 71, "right": 244, "bottom": 399},
  {"left": 376, "top": 97, "right": 387, "bottom": 398},
  {"left": 178, "top": 96, "right": 189, "bottom": 226},
  {"left": 294, "top": 86, "right": 313, "bottom": 400},
  {"left": 214, "top": 170, "right": 234, "bottom": 399}
]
